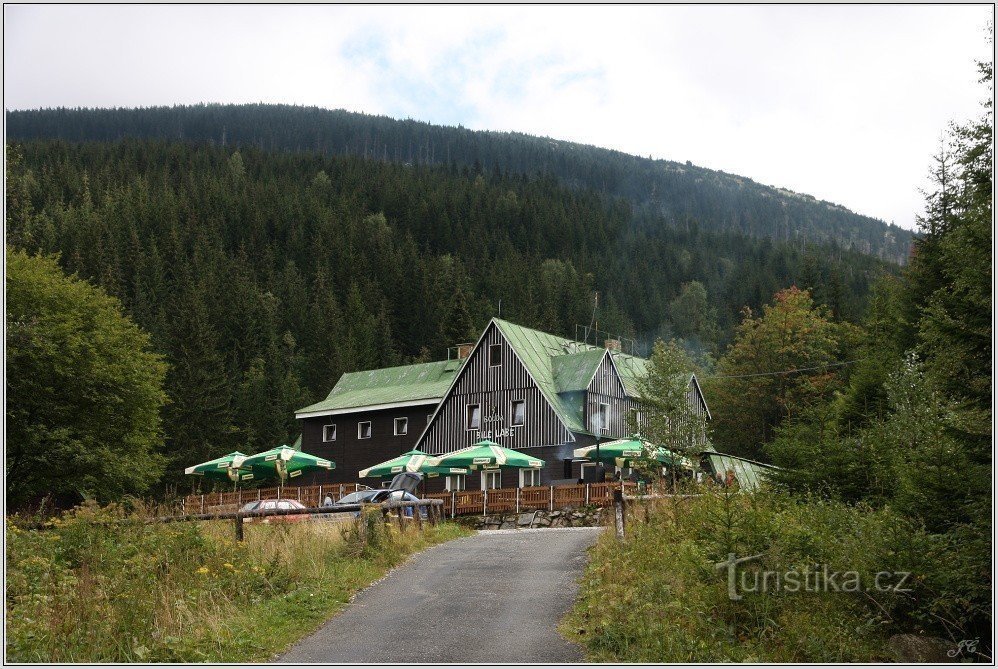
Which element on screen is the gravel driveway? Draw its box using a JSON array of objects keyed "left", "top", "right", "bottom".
[{"left": 276, "top": 527, "right": 601, "bottom": 663}]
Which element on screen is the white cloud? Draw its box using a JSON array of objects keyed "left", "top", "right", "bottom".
[{"left": 4, "top": 5, "right": 991, "bottom": 229}]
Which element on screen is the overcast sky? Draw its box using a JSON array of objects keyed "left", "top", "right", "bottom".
[{"left": 4, "top": 5, "right": 992, "bottom": 230}]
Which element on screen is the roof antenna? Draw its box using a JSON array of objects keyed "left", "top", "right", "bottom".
[
  {"left": 498, "top": 298, "right": 502, "bottom": 318},
  {"left": 588, "top": 291, "right": 599, "bottom": 345}
]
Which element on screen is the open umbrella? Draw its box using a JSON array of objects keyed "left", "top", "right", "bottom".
[
  {"left": 237, "top": 445, "right": 334, "bottom": 496},
  {"left": 574, "top": 437, "right": 693, "bottom": 470},
  {"left": 358, "top": 449, "right": 468, "bottom": 479},
  {"left": 426, "top": 440, "right": 544, "bottom": 471},
  {"left": 184, "top": 451, "right": 248, "bottom": 489}
]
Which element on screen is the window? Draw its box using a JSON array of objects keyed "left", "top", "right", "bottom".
[
  {"left": 581, "top": 461, "right": 599, "bottom": 482},
  {"left": 358, "top": 421, "right": 372, "bottom": 439},
  {"left": 630, "top": 408, "right": 643, "bottom": 430},
  {"left": 590, "top": 402, "right": 610, "bottom": 434},
  {"left": 481, "top": 470, "right": 502, "bottom": 490},
  {"left": 511, "top": 400, "right": 525, "bottom": 427},
  {"left": 520, "top": 468, "right": 541, "bottom": 487},
  {"left": 322, "top": 424, "right": 337, "bottom": 442},
  {"left": 489, "top": 343, "right": 503, "bottom": 366},
  {"left": 466, "top": 404, "right": 481, "bottom": 431},
  {"left": 445, "top": 474, "right": 466, "bottom": 491},
  {"left": 394, "top": 417, "right": 408, "bottom": 436}
]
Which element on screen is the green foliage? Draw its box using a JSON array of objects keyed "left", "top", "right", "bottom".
[
  {"left": 635, "top": 339, "right": 705, "bottom": 477},
  {"left": 567, "top": 491, "right": 945, "bottom": 662},
  {"left": 5, "top": 504, "right": 469, "bottom": 662},
  {"left": 5, "top": 249, "right": 168, "bottom": 508},
  {"left": 5, "top": 104, "right": 914, "bottom": 263},
  {"left": 5, "top": 139, "right": 890, "bottom": 488},
  {"left": 707, "top": 287, "right": 857, "bottom": 460}
]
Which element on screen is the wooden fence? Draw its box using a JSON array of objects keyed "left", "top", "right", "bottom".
[
  {"left": 182, "top": 482, "right": 639, "bottom": 517},
  {"left": 424, "top": 482, "right": 639, "bottom": 518},
  {"left": 181, "top": 483, "right": 366, "bottom": 515}
]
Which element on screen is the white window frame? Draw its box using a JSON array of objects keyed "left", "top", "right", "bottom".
[
  {"left": 597, "top": 403, "right": 611, "bottom": 434},
  {"left": 358, "top": 421, "right": 372, "bottom": 439},
  {"left": 511, "top": 399, "right": 525, "bottom": 427},
  {"left": 489, "top": 343, "right": 503, "bottom": 367},
  {"left": 519, "top": 468, "right": 541, "bottom": 487},
  {"left": 444, "top": 474, "right": 466, "bottom": 491},
  {"left": 322, "top": 424, "right": 337, "bottom": 442},
  {"left": 394, "top": 417, "right": 408, "bottom": 436},
  {"left": 466, "top": 403, "right": 481, "bottom": 431},
  {"left": 481, "top": 469, "right": 502, "bottom": 490},
  {"left": 580, "top": 462, "right": 598, "bottom": 481}
]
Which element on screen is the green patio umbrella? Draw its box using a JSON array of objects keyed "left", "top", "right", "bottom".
[
  {"left": 358, "top": 449, "right": 468, "bottom": 479},
  {"left": 184, "top": 451, "right": 248, "bottom": 488},
  {"left": 426, "top": 440, "right": 544, "bottom": 471},
  {"left": 573, "top": 438, "right": 690, "bottom": 469},
  {"left": 237, "top": 445, "right": 335, "bottom": 496}
]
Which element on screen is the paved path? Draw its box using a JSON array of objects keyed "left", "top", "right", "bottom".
[{"left": 277, "top": 527, "right": 601, "bottom": 663}]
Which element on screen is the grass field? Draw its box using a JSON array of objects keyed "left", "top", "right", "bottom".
[{"left": 6, "top": 502, "right": 470, "bottom": 662}]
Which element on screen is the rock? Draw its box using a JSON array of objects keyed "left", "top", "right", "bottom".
[
  {"left": 499, "top": 520, "right": 516, "bottom": 530},
  {"left": 517, "top": 513, "right": 535, "bottom": 527},
  {"left": 888, "top": 634, "right": 957, "bottom": 663},
  {"left": 536, "top": 516, "right": 552, "bottom": 527}
]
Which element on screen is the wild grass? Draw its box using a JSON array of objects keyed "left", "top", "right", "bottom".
[
  {"left": 5, "top": 502, "right": 470, "bottom": 662},
  {"left": 564, "top": 487, "right": 939, "bottom": 662}
]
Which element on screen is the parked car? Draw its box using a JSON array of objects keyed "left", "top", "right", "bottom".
[
  {"left": 330, "top": 489, "right": 427, "bottom": 518},
  {"left": 239, "top": 498, "right": 310, "bottom": 523}
]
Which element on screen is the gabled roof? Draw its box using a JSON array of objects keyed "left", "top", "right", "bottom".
[
  {"left": 492, "top": 318, "right": 653, "bottom": 435},
  {"left": 295, "top": 358, "right": 464, "bottom": 417}
]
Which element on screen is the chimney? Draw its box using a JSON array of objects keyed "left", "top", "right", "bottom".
[
  {"left": 456, "top": 343, "right": 475, "bottom": 360},
  {"left": 604, "top": 339, "right": 621, "bottom": 352}
]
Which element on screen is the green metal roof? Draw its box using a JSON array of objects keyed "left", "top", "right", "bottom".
[
  {"left": 704, "top": 452, "right": 777, "bottom": 491},
  {"left": 296, "top": 319, "right": 659, "bottom": 432},
  {"left": 492, "top": 318, "right": 652, "bottom": 435},
  {"left": 295, "top": 359, "right": 464, "bottom": 415}
]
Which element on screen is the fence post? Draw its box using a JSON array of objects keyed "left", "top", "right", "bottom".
[
  {"left": 200, "top": 495, "right": 205, "bottom": 514},
  {"left": 318, "top": 485, "right": 323, "bottom": 504},
  {"left": 549, "top": 485, "right": 554, "bottom": 511},
  {"left": 613, "top": 489, "right": 626, "bottom": 540},
  {"left": 483, "top": 489, "right": 488, "bottom": 517},
  {"left": 414, "top": 504, "right": 424, "bottom": 531},
  {"left": 428, "top": 502, "right": 438, "bottom": 526},
  {"left": 585, "top": 483, "right": 590, "bottom": 505},
  {"left": 257, "top": 488, "right": 261, "bottom": 501},
  {"left": 339, "top": 484, "right": 344, "bottom": 498},
  {"left": 451, "top": 492, "right": 456, "bottom": 519},
  {"left": 234, "top": 513, "right": 244, "bottom": 541},
  {"left": 515, "top": 487, "right": 520, "bottom": 513}
]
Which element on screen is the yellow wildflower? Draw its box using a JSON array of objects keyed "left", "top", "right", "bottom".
[
  {"left": 223, "top": 563, "right": 235, "bottom": 570},
  {"left": 196, "top": 567, "right": 210, "bottom": 575}
]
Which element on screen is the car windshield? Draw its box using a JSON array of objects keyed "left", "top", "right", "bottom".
[
  {"left": 336, "top": 491, "right": 379, "bottom": 505},
  {"left": 239, "top": 501, "right": 261, "bottom": 512}
]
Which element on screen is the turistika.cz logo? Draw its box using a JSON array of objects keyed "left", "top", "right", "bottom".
[{"left": 714, "top": 553, "right": 913, "bottom": 601}]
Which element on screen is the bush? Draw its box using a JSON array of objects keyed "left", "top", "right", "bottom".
[{"left": 566, "top": 489, "right": 975, "bottom": 662}]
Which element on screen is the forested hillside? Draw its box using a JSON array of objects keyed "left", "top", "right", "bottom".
[
  {"left": 5, "top": 104, "right": 913, "bottom": 263},
  {"left": 5, "top": 139, "right": 891, "bottom": 485}
]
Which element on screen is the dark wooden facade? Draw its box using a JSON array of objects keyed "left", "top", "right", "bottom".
[
  {"left": 419, "top": 323, "right": 574, "bottom": 456},
  {"left": 299, "top": 404, "right": 436, "bottom": 485}
]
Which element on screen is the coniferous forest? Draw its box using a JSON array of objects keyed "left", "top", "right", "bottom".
[
  {"left": 5, "top": 129, "right": 894, "bottom": 490},
  {"left": 6, "top": 104, "right": 913, "bottom": 262}
]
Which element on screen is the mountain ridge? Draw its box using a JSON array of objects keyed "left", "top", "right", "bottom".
[{"left": 5, "top": 103, "right": 913, "bottom": 263}]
